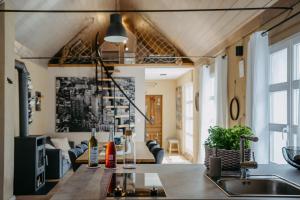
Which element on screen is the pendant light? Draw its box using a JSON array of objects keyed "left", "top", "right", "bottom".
[{"left": 104, "top": 13, "right": 128, "bottom": 43}]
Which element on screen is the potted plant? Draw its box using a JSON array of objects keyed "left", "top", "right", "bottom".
[{"left": 204, "top": 125, "right": 254, "bottom": 170}]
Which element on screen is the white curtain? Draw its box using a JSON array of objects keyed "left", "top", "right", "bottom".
[
  {"left": 215, "top": 55, "right": 228, "bottom": 128},
  {"left": 198, "top": 65, "right": 217, "bottom": 163},
  {"left": 246, "top": 31, "right": 269, "bottom": 164}
]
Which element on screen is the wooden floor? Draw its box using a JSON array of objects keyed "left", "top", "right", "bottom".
[{"left": 16, "top": 170, "right": 74, "bottom": 200}]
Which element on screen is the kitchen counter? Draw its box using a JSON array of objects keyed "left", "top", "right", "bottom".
[{"left": 50, "top": 164, "right": 300, "bottom": 200}]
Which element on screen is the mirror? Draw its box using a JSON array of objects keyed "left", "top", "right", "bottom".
[{"left": 230, "top": 97, "right": 240, "bottom": 121}]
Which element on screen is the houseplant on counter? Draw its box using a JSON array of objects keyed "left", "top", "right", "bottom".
[{"left": 204, "top": 125, "right": 254, "bottom": 170}]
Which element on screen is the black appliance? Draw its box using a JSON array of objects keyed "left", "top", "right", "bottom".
[
  {"left": 14, "top": 60, "right": 47, "bottom": 195},
  {"left": 107, "top": 173, "right": 166, "bottom": 197}
]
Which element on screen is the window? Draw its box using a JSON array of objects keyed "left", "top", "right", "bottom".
[
  {"left": 269, "top": 33, "right": 300, "bottom": 164},
  {"left": 184, "top": 83, "right": 193, "bottom": 156}
]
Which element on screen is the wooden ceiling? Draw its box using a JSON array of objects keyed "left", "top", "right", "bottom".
[{"left": 12, "top": 0, "right": 297, "bottom": 64}]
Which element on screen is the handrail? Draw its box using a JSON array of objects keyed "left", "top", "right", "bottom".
[{"left": 94, "top": 33, "right": 152, "bottom": 124}]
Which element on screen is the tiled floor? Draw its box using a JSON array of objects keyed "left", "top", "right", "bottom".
[{"left": 163, "top": 153, "right": 191, "bottom": 164}]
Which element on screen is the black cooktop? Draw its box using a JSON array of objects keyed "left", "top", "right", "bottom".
[{"left": 107, "top": 173, "right": 167, "bottom": 197}]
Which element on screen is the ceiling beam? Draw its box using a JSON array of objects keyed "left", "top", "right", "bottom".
[
  {"left": 0, "top": 7, "right": 292, "bottom": 13},
  {"left": 48, "top": 63, "right": 194, "bottom": 68}
]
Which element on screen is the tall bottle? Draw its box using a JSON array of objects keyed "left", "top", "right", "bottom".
[
  {"left": 88, "top": 128, "right": 99, "bottom": 168},
  {"left": 105, "top": 132, "right": 116, "bottom": 168},
  {"left": 123, "top": 129, "right": 136, "bottom": 169}
]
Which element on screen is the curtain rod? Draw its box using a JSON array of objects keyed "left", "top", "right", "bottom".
[
  {"left": 0, "top": 7, "right": 292, "bottom": 13},
  {"left": 261, "top": 10, "right": 300, "bottom": 36}
]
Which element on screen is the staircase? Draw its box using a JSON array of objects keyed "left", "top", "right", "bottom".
[{"left": 94, "top": 33, "right": 151, "bottom": 137}]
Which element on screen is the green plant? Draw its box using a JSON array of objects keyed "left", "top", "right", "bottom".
[{"left": 205, "top": 125, "right": 254, "bottom": 150}]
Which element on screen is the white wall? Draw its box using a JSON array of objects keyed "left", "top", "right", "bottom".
[
  {"left": 145, "top": 80, "right": 177, "bottom": 149},
  {"left": 24, "top": 60, "right": 49, "bottom": 135},
  {"left": 0, "top": 2, "right": 15, "bottom": 199},
  {"left": 46, "top": 66, "right": 145, "bottom": 144}
]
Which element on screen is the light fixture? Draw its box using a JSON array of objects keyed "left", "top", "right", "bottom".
[{"left": 104, "top": 14, "right": 128, "bottom": 43}]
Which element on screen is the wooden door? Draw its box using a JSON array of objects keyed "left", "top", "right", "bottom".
[{"left": 145, "top": 95, "right": 163, "bottom": 146}]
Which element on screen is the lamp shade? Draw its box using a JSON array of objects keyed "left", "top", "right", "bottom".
[{"left": 104, "top": 14, "right": 128, "bottom": 43}]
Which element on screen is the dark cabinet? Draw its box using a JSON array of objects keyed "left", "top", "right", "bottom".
[{"left": 14, "top": 135, "right": 46, "bottom": 195}]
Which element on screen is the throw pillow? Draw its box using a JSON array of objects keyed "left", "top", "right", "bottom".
[
  {"left": 51, "top": 137, "right": 71, "bottom": 162},
  {"left": 45, "top": 143, "right": 55, "bottom": 149}
]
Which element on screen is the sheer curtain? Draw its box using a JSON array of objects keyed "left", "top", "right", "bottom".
[
  {"left": 199, "top": 65, "right": 216, "bottom": 163},
  {"left": 215, "top": 55, "right": 228, "bottom": 128},
  {"left": 246, "top": 31, "right": 269, "bottom": 164}
]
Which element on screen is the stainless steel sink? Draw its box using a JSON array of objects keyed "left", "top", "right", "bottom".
[{"left": 212, "top": 175, "right": 300, "bottom": 198}]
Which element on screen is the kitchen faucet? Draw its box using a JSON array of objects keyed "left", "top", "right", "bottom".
[{"left": 240, "top": 136, "right": 258, "bottom": 179}]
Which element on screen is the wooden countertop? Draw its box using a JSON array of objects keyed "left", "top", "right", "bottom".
[
  {"left": 50, "top": 164, "right": 300, "bottom": 200},
  {"left": 76, "top": 142, "right": 155, "bottom": 164}
]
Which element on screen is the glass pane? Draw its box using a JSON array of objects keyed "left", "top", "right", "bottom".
[
  {"left": 270, "top": 131, "right": 288, "bottom": 164},
  {"left": 185, "top": 135, "right": 193, "bottom": 154},
  {"left": 293, "top": 89, "right": 299, "bottom": 125},
  {"left": 270, "top": 91, "right": 287, "bottom": 124},
  {"left": 294, "top": 43, "right": 300, "bottom": 80},
  {"left": 270, "top": 48, "right": 287, "bottom": 84}
]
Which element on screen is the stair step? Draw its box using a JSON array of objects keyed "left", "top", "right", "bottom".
[
  {"left": 105, "top": 105, "right": 129, "bottom": 109},
  {"left": 117, "top": 124, "right": 135, "bottom": 128},
  {"left": 97, "top": 69, "right": 120, "bottom": 73},
  {"left": 115, "top": 115, "right": 129, "bottom": 118},
  {"left": 98, "top": 87, "right": 120, "bottom": 91},
  {"left": 103, "top": 96, "right": 126, "bottom": 100}
]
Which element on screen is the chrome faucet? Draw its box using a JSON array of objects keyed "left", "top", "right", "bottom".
[{"left": 240, "top": 136, "right": 258, "bottom": 179}]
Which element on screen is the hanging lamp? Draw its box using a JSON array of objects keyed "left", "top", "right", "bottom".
[{"left": 104, "top": 13, "right": 128, "bottom": 43}]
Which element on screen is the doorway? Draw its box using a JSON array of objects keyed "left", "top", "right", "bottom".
[{"left": 145, "top": 95, "right": 163, "bottom": 146}]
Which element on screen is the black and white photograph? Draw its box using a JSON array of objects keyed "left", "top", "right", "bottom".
[{"left": 55, "top": 77, "right": 135, "bottom": 132}]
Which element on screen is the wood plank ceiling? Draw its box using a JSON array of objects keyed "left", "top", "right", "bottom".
[{"left": 12, "top": 0, "right": 283, "bottom": 63}]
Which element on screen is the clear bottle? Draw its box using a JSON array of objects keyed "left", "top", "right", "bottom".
[
  {"left": 105, "top": 131, "right": 117, "bottom": 168},
  {"left": 88, "top": 128, "right": 99, "bottom": 167},
  {"left": 123, "top": 129, "right": 136, "bottom": 169}
]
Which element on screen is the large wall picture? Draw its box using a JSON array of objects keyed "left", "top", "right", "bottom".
[
  {"left": 56, "top": 77, "right": 135, "bottom": 133},
  {"left": 176, "top": 86, "right": 182, "bottom": 129}
]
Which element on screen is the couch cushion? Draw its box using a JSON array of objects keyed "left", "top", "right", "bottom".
[
  {"left": 51, "top": 137, "right": 71, "bottom": 162},
  {"left": 45, "top": 143, "right": 55, "bottom": 149},
  {"left": 76, "top": 144, "right": 88, "bottom": 152}
]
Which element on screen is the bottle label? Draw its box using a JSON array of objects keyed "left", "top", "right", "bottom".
[{"left": 90, "top": 147, "right": 99, "bottom": 164}]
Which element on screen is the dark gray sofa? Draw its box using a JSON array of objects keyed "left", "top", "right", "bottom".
[{"left": 45, "top": 137, "right": 74, "bottom": 179}]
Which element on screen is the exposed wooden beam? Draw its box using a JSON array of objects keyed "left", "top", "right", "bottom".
[{"left": 48, "top": 63, "right": 194, "bottom": 68}]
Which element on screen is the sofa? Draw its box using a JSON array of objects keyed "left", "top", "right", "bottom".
[{"left": 45, "top": 137, "right": 74, "bottom": 179}]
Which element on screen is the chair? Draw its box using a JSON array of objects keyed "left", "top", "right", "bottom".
[
  {"left": 146, "top": 140, "right": 157, "bottom": 148},
  {"left": 148, "top": 142, "right": 158, "bottom": 151},
  {"left": 68, "top": 148, "right": 83, "bottom": 172},
  {"left": 150, "top": 144, "right": 160, "bottom": 153},
  {"left": 152, "top": 147, "right": 164, "bottom": 164},
  {"left": 168, "top": 138, "right": 180, "bottom": 154}
]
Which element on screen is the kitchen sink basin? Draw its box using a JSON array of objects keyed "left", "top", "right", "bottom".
[{"left": 212, "top": 175, "right": 300, "bottom": 198}]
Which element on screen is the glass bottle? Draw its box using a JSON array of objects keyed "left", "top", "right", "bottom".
[
  {"left": 88, "top": 128, "right": 99, "bottom": 167},
  {"left": 123, "top": 129, "right": 136, "bottom": 169},
  {"left": 105, "top": 131, "right": 117, "bottom": 168}
]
